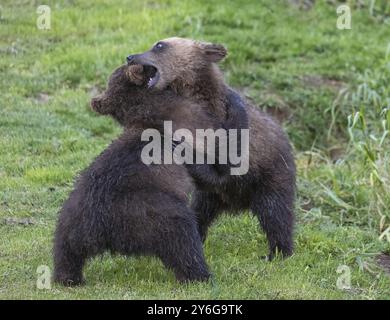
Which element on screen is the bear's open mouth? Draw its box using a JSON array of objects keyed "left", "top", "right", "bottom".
[{"left": 143, "top": 65, "right": 159, "bottom": 88}]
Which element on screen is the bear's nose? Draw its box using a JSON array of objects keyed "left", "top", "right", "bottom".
[{"left": 126, "top": 55, "right": 135, "bottom": 64}]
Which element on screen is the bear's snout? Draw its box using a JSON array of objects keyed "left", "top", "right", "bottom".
[{"left": 91, "top": 97, "right": 104, "bottom": 114}]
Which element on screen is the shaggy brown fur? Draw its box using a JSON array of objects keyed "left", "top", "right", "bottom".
[
  {"left": 53, "top": 65, "right": 225, "bottom": 286},
  {"left": 126, "top": 38, "right": 296, "bottom": 259}
]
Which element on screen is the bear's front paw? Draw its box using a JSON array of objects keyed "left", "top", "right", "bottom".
[{"left": 126, "top": 64, "right": 145, "bottom": 86}]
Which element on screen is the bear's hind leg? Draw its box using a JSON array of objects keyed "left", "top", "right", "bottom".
[
  {"left": 53, "top": 211, "right": 106, "bottom": 286},
  {"left": 156, "top": 214, "right": 210, "bottom": 282},
  {"left": 250, "top": 190, "right": 295, "bottom": 260},
  {"left": 53, "top": 237, "right": 86, "bottom": 286},
  {"left": 191, "top": 190, "right": 224, "bottom": 243}
]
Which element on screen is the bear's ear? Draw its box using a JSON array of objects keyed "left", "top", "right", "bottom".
[
  {"left": 199, "top": 42, "right": 227, "bottom": 63},
  {"left": 126, "top": 64, "right": 145, "bottom": 85}
]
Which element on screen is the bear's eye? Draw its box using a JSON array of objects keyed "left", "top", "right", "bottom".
[{"left": 153, "top": 42, "right": 166, "bottom": 51}]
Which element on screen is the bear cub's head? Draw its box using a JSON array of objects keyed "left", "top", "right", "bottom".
[
  {"left": 126, "top": 37, "right": 227, "bottom": 91},
  {"left": 90, "top": 64, "right": 153, "bottom": 126}
]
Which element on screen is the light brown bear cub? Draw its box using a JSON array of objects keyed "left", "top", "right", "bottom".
[{"left": 126, "top": 38, "right": 296, "bottom": 259}]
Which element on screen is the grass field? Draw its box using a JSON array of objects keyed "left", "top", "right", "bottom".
[{"left": 0, "top": 0, "right": 389, "bottom": 299}]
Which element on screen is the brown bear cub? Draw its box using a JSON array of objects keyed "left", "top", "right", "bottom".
[
  {"left": 53, "top": 64, "right": 245, "bottom": 286},
  {"left": 126, "top": 38, "right": 296, "bottom": 259}
]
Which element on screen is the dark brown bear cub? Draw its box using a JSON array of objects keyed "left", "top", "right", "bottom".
[{"left": 53, "top": 65, "right": 218, "bottom": 286}]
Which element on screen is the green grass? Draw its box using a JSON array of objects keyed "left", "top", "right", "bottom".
[{"left": 0, "top": 0, "right": 389, "bottom": 299}]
